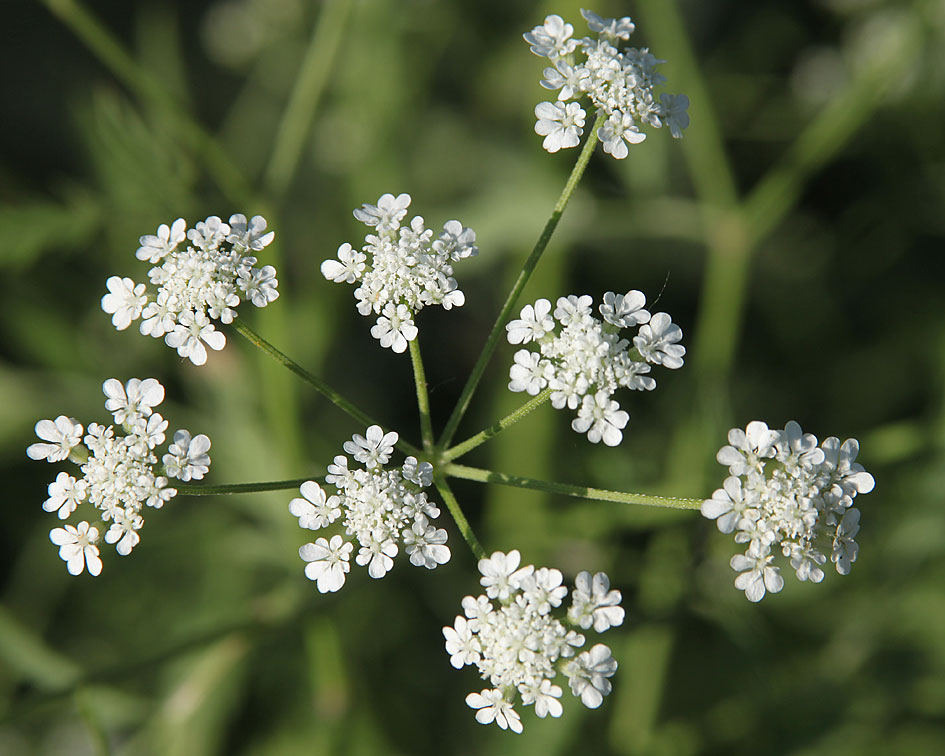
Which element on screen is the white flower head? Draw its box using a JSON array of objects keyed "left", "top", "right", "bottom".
[
  {"left": 162, "top": 430, "right": 211, "bottom": 481},
  {"left": 105, "top": 215, "right": 279, "bottom": 364},
  {"left": 293, "top": 425, "right": 448, "bottom": 590},
  {"left": 704, "top": 421, "right": 873, "bottom": 601},
  {"left": 447, "top": 552, "right": 623, "bottom": 731},
  {"left": 525, "top": 11, "right": 688, "bottom": 157},
  {"left": 508, "top": 290, "right": 683, "bottom": 446}
]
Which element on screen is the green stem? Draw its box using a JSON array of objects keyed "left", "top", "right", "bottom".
[
  {"left": 442, "top": 389, "right": 551, "bottom": 462},
  {"left": 444, "top": 463, "right": 704, "bottom": 511},
  {"left": 438, "top": 115, "right": 604, "bottom": 448},
  {"left": 262, "top": 0, "right": 351, "bottom": 199},
  {"left": 434, "top": 477, "right": 486, "bottom": 560},
  {"left": 176, "top": 479, "right": 313, "bottom": 496},
  {"left": 409, "top": 338, "right": 435, "bottom": 453},
  {"left": 231, "top": 320, "right": 422, "bottom": 457},
  {"left": 41, "top": 0, "right": 255, "bottom": 209}
]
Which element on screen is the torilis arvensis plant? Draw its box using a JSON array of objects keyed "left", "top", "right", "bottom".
[{"left": 27, "top": 9, "right": 872, "bottom": 733}]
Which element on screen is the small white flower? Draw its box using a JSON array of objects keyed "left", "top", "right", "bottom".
[
  {"left": 371, "top": 303, "right": 418, "bottom": 353},
  {"left": 832, "top": 508, "right": 861, "bottom": 575},
  {"left": 238, "top": 264, "right": 279, "bottom": 307},
  {"left": 581, "top": 9, "right": 636, "bottom": 41},
  {"left": 534, "top": 101, "right": 586, "bottom": 153},
  {"left": 520, "top": 566, "right": 568, "bottom": 614},
  {"left": 136, "top": 218, "right": 186, "bottom": 263},
  {"left": 289, "top": 481, "right": 341, "bottom": 530},
  {"left": 104, "top": 512, "right": 143, "bottom": 556},
  {"left": 465, "top": 689, "right": 523, "bottom": 733},
  {"left": 27, "top": 416, "right": 84, "bottom": 462},
  {"left": 188, "top": 215, "right": 230, "bottom": 250},
  {"left": 353, "top": 192, "right": 412, "bottom": 233},
  {"left": 163, "top": 430, "right": 211, "bottom": 481},
  {"left": 568, "top": 571, "right": 625, "bottom": 632},
  {"left": 508, "top": 349, "right": 547, "bottom": 395},
  {"left": 599, "top": 112, "right": 646, "bottom": 159},
  {"left": 521, "top": 679, "right": 563, "bottom": 719},
  {"left": 659, "top": 93, "right": 690, "bottom": 138},
  {"left": 43, "top": 471, "right": 87, "bottom": 519},
  {"left": 443, "top": 615, "right": 481, "bottom": 669},
  {"left": 321, "top": 242, "right": 367, "bottom": 283},
  {"left": 164, "top": 310, "right": 226, "bottom": 365},
  {"left": 564, "top": 644, "right": 617, "bottom": 708},
  {"left": 300, "top": 535, "right": 352, "bottom": 593},
  {"left": 633, "top": 312, "right": 686, "bottom": 369},
  {"left": 356, "top": 538, "right": 398, "bottom": 579},
  {"left": 523, "top": 14, "right": 577, "bottom": 59},
  {"left": 701, "top": 476, "right": 748, "bottom": 534},
  {"left": 434, "top": 220, "right": 478, "bottom": 260},
  {"left": 507, "top": 299, "right": 554, "bottom": 345},
  {"left": 571, "top": 391, "right": 629, "bottom": 447},
  {"left": 403, "top": 517, "right": 451, "bottom": 569},
  {"left": 717, "top": 421, "right": 780, "bottom": 476},
  {"left": 102, "top": 276, "right": 147, "bottom": 330},
  {"left": 599, "top": 290, "right": 649, "bottom": 328},
  {"left": 49, "top": 521, "right": 102, "bottom": 576},
  {"left": 731, "top": 548, "right": 784, "bottom": 602},
  {"left": 227, "top": 214, "right": 275, "bottom": 252},
  {"left": 102, "top": 377, "right": 164, "bottom": 425},
  {"left": 343, "top": 425, "right": 399, "bottom": 468},
  {"left": 402, "top": 456, "right": 434, "bottom": 487},
  {"left": 478, "top": 549, "right": 532, "bottom": 600}
]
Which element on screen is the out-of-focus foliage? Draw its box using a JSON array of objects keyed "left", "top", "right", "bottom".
[{"left": 2, "top": 0, "right": 944, "bottom": 753}]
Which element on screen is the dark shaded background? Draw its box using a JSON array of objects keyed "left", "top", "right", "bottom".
[{"left": 2, "top": 0, "right": 944, "bottom": 753}]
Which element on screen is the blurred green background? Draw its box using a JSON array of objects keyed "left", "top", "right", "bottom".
[{"left": 2, "top": 0, "right": 944, "bottom": 753}]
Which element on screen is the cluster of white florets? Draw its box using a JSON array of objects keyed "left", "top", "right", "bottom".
[
  {"left": 506, "top": 291, "right": 684, "bottom": 446},
  {"left": 320, "top": 193, "right": 478, "bottom": 353},
  {"left": 525, "top": 9, "right": 690, "bottom": 157},
  {"left": 701, "top": 421, "right": 874, "bottom": 602},
  {"left": 27, "top": 378, "right": 212, "bottom": 576},
  {"left": 290, "top": 425, "right": 449, "bottom": 592},
  {"left": 444, "top": 550, "right": 624, "bottom": 733},
  {"left": 102, "top": 214, "right": 278, "bottom": 365}
]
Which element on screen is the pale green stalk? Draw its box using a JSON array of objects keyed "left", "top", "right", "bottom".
[
  {"left": 176, "top": 479, "right": 312, "bottom": 496},
  {"left": 434, "top": 477, "right": 486, "bottom": 560},
  {"left": 231, "top": 320, "right": 422, "bottom": 457},
  {"left": 409, "top": 339, "right": 435, "bottom": 452},
  {"left": 444, "top": 463, "right": 704, "bottom": 510},
  {"left": 441, "top": 389, "right": 551, "bottom": 463},
  {"left": 438, "top": 116, "right": 604, "bottom": 449}
]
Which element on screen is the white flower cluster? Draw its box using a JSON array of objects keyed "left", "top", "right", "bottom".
[
  {"left": 524, "top": 9, "right": 690, "bottom": 157},
  {"left": 701, "top": 421, "right": 875, "bottom": 602},
  {"left": 506, "top": 291, "right": 685, "bottom": 446},
  {"left": 27, "top": 378, "right": 212, "bottom": 576},
  {"left": 444, "top": 550, "right": 624, "bottom": 733},
  {"left": 290, "top": 425, "right": 449, "bottom": 592},
  {"left": 102, "top": 214, "right": 279, "bottom": 365},
  {"left": 320, "top": 193, "right": 478, "bottom": 353}
]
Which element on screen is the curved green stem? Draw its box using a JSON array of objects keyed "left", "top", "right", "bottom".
[
  {"left": 409, "top": 338, "right": 434, "bottom": 453},
  {"left": 442, "top": 389, "right": 551, "bottom": 463},
  {"left": 444, "top": 463, "right": 704, "bottom": 511},
  {"left": 438, "top": 115, "right": 604, "bottom": 448},
  {"left": 434, "top": 477, "right": 486, "bottom": 560},
  {"left": 176, "top": 479, "right": 313, "bottom": 496},
  {"left": 231, "top": 320, "right": 422, "bottom": 457}
]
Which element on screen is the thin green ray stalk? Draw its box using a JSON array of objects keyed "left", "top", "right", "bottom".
[
  {"left": 444, "top": 463, "right": 704, "bottom": 511},
  {"left": 438, "top": 116, "right": 604, "bottom": 449},
  {"left": 263, "top": 0, "right": 351, "bottom": 199},
  {"left": 231, "top": 320, "right": 422, "bottom": 457},
  {"left": 442, "top": 389, "right": 551, "bottom": 463},
  {"left": 434, "top": 477, "right": 486, "bottom": 560},
  {"left": 41, "top": 0, "right": 255, "bottom": 209},
  {"left": 409, "top": 339, "right": 435, "bottom": 452},
  {"left": 176, "top": 479, "right": 313, "bottom": 496}
]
